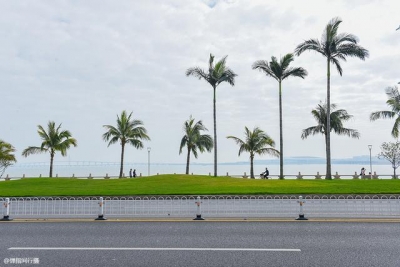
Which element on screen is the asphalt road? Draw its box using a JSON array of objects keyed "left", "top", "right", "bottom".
[{"left": 0, "top": 221, "right": 399, "bottom": 267}]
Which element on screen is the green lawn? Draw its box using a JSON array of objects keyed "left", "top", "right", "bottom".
[{"left": 0, "top": 175, "right": 399, "bottom": 197}]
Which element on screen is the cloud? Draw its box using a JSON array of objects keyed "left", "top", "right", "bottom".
[{"left": 1, "top": 0, "right": 399, "bottom": 173}]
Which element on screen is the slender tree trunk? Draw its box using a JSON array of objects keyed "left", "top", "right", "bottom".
[
  {"left": 326, "top": 58, "right": 332, "bottom": 180},
  {"left": 250, "top": 153, "right": 254, "bottom": 178},
  {"left": 279, "top": 81, "right": 284, "bottom": 179},
  {"left": 49, "top": 151, "right": 54, "bottom": 178},
  {"left": 213, "top": 85, "right": 217, "bottom": 177},
  {"left": 119, "top": 143, "right": 125, "bottom": 178},
  {"left": 186, "top": 147, "right": 191, "bottom": 175},
  {"left": 394, "top": 167, "right": 397, "bottom": 179}
]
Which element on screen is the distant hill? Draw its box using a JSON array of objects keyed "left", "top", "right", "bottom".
[{"left": 215, "top": 156, "right": 387, "bottom": 166}]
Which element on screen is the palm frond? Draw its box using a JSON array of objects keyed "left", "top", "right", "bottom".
[
  {"left": 335, "top": 43, "right": 369, "bottom": 60},
  {"left": 22, "top": 146, "right": 47, "bottom": 157},
  {"left": 335, "top": 33, "right": 359, "bottom": 44},
  {"left": 282, "top": 67, "right": 308, "bottom": 80},
  {"left": 186, "top": 67, "right": 210, "bottom": 83},
  {"left": 294, "top": 39, "right": 324, "bottom": 56},
  {"left": 252, "top": 60, "right": 279, "bottom": 81},
  {"left": 370, "top": 111, "right": 396, "bottom": 121},
  {"left": 392, "top": 116, "right": 400, "bottom": 138},
  {"left": 333, "top": 127, "right": 360, "bottom": 139},
  {"left": 330, "top": 57, "right": 343, "bottom": 76},
  {"left": 280, "top": 53, "right": 294, "bottom": 71},
  {"left": 0, "top": 140, "right": 17, "bottom": 162},
  {"left": 301, "top": 126, "right": 323, "bottom": 139},
  {"left": 179, "top": 136, "right": 188, "bottom": 154}
]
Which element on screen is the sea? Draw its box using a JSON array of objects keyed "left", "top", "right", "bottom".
[{"left": 2, "top": 161, "right": 396, "bottom": 179}]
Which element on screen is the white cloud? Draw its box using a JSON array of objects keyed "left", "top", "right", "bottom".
[{"left": 1, "top": 0, "right": 399, "bottom": 172}]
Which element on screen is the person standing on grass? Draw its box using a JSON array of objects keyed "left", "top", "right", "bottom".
[
  {"left": 133, "top": 169, "right": 136, "bottom": 178},
  {"left": 129, "top": 168, "right": 132, "bottom": 178}
]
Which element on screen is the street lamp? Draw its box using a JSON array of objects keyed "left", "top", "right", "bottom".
[
  {"left": 368, "top": 145, "right": 372, "bottom": 179},
  {"left": 147, "top": 147, "right": 151, "bottom": 176}
]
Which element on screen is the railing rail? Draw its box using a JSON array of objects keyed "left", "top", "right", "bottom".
[
  {"left": 1, "top": 172, "right": 398, "bottom": 180},
  {"left": 1, "top": 196, "right": 399, "bottom": 219}
]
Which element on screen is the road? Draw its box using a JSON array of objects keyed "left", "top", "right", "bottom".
[{"left": 0, "top": 221, "right": 399, "bottom": 267}]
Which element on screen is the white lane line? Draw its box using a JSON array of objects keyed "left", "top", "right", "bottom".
[{"left": 9, "top": 247, "right": 300, "bottom": 252}]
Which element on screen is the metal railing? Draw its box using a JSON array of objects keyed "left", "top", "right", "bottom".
[{"left": 1, "top": 196, "right": 399, "bottom": 219}]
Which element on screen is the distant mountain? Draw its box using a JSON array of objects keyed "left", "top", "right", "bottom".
[{"left": 211, "top": 155, "right": 388, "bottom": 166}]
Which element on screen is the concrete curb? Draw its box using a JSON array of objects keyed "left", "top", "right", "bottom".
[{"left": 2, "top": 218, "right": 400, "bottom": 223}]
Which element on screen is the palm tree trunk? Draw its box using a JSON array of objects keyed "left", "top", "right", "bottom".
[
  {"left": 49, "top": 151, "right": 54, "bottom": 178},
  {"left": 279, "top": 81, "right": 284, "bottom": 179},
  {"left": 119, "top": 143, "right": 125, "bottom": 178},
  {"left": 186, "top": 147, "right": 191, "bottom": 175},
  {"left": 250, "top": 154, "right": 254, "bottom": 178},
  {"left": 213, "top": 85, "right": 217, "bottom": 177},
  {"left": 326, "top": 58, "right": 332, "bottom": 180}
]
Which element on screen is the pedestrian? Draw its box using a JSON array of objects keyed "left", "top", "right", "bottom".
[
  {"left": 129, "top": 168, "right": 132, "bottom": 178},
  {"left": 133, "top": 169, "right": 136, "bottom": 178},
  {"left": 360, "top": 167, "right": 365, "bottom": 177}
]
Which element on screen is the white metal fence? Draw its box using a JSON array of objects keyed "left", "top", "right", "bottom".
[{"left": 1, "top": 196, "right": 400, "bottom": 219}]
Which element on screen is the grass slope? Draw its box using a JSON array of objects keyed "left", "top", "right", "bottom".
[{"left": 0, "top": 175, "right": 399, "bottom": 197}]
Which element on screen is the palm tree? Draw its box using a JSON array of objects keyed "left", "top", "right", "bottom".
[
  {"left": 370, "top": 86, "right": 400, "bottom": 137},
  {"left": 252, "top": 53, "right": 307, "bottom": 179},
  {"left": 227, "top": 127, "right": 279, "bottom": 178},
  {"left": 295, "top": 17, "right": 369, "bottom": 179},
  {"left": 301, "top": 102, "right": 360, "bottom": 159},
  {"left": 186, "top": 54, "right": 237, "bottom": 177},
  {"left": 179, "top": 116, "right": 213, "bottom": 174},
  {"left": 103, "top": 110, "right": 150, "bottom": 178},
  {"left": 22, "top": 121, "right": 77, "bottom": 177},
  {"left": 0, "top": 140, "right": 17, "bottom": 178}
]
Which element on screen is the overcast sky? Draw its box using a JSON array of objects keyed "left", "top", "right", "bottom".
[{"left": 2, "top": 0, "right": 399, "bottom": 167}]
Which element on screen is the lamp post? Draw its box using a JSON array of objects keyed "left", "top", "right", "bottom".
[
  {"left": 368, "top": 145, "right": 372, "bottom": 179},
  {"left": 147, "top": 147, "right": 151, "bottom": 176}
]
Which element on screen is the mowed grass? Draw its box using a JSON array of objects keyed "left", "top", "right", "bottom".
[{"left": 1, "top": 174, "right": 400, "bottom": 197}]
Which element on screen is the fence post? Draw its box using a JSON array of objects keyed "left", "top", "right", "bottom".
[
  {"left": 95, "top": 197, "right": 107, "bottom": 220},
  {"left": 193, "top": 196, "right": 204, "bottom": 220},
  {"left": 295, "top": 196, "right": 308, "bottom": 220},
  {"left": 1, "top": 198, "right": 12, "bottom": 221},
  {"left": 296, "top": 172, "right": 303, "bottom": 180}
]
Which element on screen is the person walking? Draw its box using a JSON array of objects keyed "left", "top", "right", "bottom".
[
  {"left": 360, "top": 167, "right": 365, "bottom": 178},
  {"left": 129, "top": 168, "right": 132, "bottom": 178},
  {"left": 133, "top": 169, "right": 136, "bottom": 178}
]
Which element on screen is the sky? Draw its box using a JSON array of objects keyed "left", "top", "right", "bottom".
[{"left": 1, "top": 0, "right": 400, "bottom": 169}]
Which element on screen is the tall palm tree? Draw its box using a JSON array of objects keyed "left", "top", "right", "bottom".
[
  {"left": 186, "top": 54, "right": 237, "bottom": 177},
  {"left": 22, "top": 121, "right": 77, "bottom": 177},
  {"left": 179, "top": 116, "right": 213, "bottom": 174},
  {"left": 252, "top": 53, "right": 307, "bottom": 179},
  {"left": 227, "top": 127, "right": 279, "bottom": 178},
  {"left": 103, "top": 110, "right": 150, "bottom": 178},
  {"left": 295, "top": 17, "right": 369, "bottom": 179},
  {"left": 0, "top": 140, "right": 17, "bottom": 178},
  {"left": 301, "top": 102, "right": 360, "bottom": 155},
  {"left": 370, "top": 86, "right": 400, "bottom": 137}
]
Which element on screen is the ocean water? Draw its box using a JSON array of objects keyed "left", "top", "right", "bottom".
[{"left": 3, "top": 162, "right": 396, "bottom": 179}]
